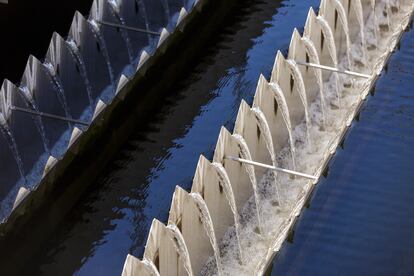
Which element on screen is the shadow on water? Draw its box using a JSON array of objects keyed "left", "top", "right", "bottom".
[
  {"left": 268, "top": 20, "right": 414, "bottom": 276},
  {"left": 0, "top": 0, "right": 93, "bottom": 83}
]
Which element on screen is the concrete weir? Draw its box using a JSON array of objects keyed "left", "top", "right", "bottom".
[
  {"left": 121, "top": 0, "right": 414, "bottom": 275},
  {"left": 0, "top": 0, "right": 242, "bottom": 245}
]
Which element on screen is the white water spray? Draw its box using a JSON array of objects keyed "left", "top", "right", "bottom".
[
  {"left": 166, "top": 224, "right": 194, "bottom": 276},
  {"left": 269, "top": 82, "right": 296, "bottom": 169},
  {"left": 190, "top": 193, "right": 222, "bottom": 276},
  {"left": 232, "top": 134, "right": 263, "bottom": 234},
  {"left": 211, "top": 162, "right": 244, "bottom": 263},
  {"left": 286, "top": 59, "right": 312, "bottom": 148},
  {"left": 301, "top": 36, "right": 327, "bottom": 127}
]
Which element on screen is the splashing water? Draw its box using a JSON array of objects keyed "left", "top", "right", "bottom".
[
  {"left": 286, "top": 59, "right": 312, "bottom": 149},
  {"left": 190, "top": 193, "right": 223, "bottom": 275},
  {"left": 301, "top": 36, "right": 327, "bottom": 127},
  {"left": 371, "top": 0, "right": 380, "bottom": 44},
  {"left": 232, "top": 134, "right": 263, "bottom": 234},
  {"left": 352, "top": 0, "right": 368, "bottom": 65},
  {"left": 385, "top": 0, "right": 393, "bottom": 29},
  {"left": 166, "top": 224, "right": 194, "bottom": 276},
  {"left": 211, "top": 162, "right": 244, "bottom": 262},
  {"left": 269, "top": 82, "right": 296, "bottom": 170},
  {"left": 332, "top": 0, "right": 353, "bottom": 68},
  {"left": 316, "top": 15, "right": 342, "bottom": 107},
  {"left": 251, "top": 107, "right": 282, "bottom": 205}
]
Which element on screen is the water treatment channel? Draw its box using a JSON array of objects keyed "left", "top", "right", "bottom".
[{"left": 1, "top": 0, "right": 414, "bottom": 275}]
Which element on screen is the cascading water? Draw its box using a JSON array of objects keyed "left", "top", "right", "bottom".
[
  {"left": 301, "top": 36, "right": 327, "bottom": 127},
  {"left": 286, "top": 59, "right": 312, "bottom": 148},
  {"left": 385, "top": 0, "right": 393, "bottom": 29},
  {"left": 316, "top": 16, "right": 339, "bottom": 65},
  {"left": 316, "top": 15, "right": 342, "bottom": 106},
  {"left": 67, "top": 40, "right": 94, "bottom": 108},
  {"left": 18, "top": 87, "right": 50, "bottom": 153},
  {"left": 189, "top": 193, "right": 222, "bottom": 276},
  {"left": 353, "top": 0, "right": 369, "bottom": 65},
  {"left": 88, "top": 19, "right": 116, "bottom": 89},
  {"left": 211, "top": 162, "right": 244, "bottom": 263},
  {"left": 331, "top": 0, "right": 353, "bottom": 68},
  {"left": 251, "top": 107, "right": 282, "bottom": 205},
  {"left": 141, "top": 258, "right": 161, "bottom": 276},
  {"left": 135, "top": 0, "right": 153, "bottom": 44},
  {"left": 0, "top": 114, "right": 26, "bottom": 183},
  {"left": 232, "top": 134, "right": 263, "bottom": 234},
  {"left": 251, "top": 108, "right": 277, "bottom": 166},
  {"left": 108, "top": 0, "right": 135, "bottom": 65},
  {"left": 43, "top": 62, "right": 72, "bottom": 123},
  {"left": 269, "top": 82, "right": 296, "bottom": 170},
  {"left": 166, "top": 224, "right": 194, "bottom": 276},
  {"left": 371, "top": 0, "right": 380, "bottom": 44}
]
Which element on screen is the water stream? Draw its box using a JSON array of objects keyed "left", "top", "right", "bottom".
[
  {"left": 211, "top": 162, "right": 244, "bottom": 262},
  {"left": 67, "top": 40, "right": 95, "bottom": 108},
  {"left": 88, "top": 19, "right": 116, "bottom": 89},
  {"left": 269, "top": 82, "right": 296, "bottom": 170},
  {"left": 166, "top": 224, "right": 194, "bottom": 276},
  {"left": 353, "top": 0, "right": 368, "bottom": 65},
  {"left": 233, "top": 134, "right": 263, "bottom": 234},
  {"left": 190, "top": 193, "right": 222, "bottom": 276},
  {"left": 316, "top": 15, "right": 341, "bottom": 105},
  {"left": 332, "top": 0, "right": 352, "bottom": 68},
  {"left": 286, "top": 59, "right": 312, "bottom": 148},
  {"left": 301, "top": 36, "right": 327, "bottom": 127},
  {"left": 18, "top": 86, "right": 50, "bottom": 153},
  {"left": 43, "top": 62, "right": 72, "bottom": 123},
  {"left": 251, "top": 107, "right": 282, "bottom": 205},
  {"left": 108, "top": 0, "right": 135, "bottom": 65}
]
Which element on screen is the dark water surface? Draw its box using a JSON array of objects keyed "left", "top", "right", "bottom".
[
  {"left": 15, "top": 0, "right": 319, "bottom": 275},
  {"left": 0, "top": 0, "right": 93, "bottom": 83},
  {"left": 269, "top": 23, "right": 414, "bottom": 276}
]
